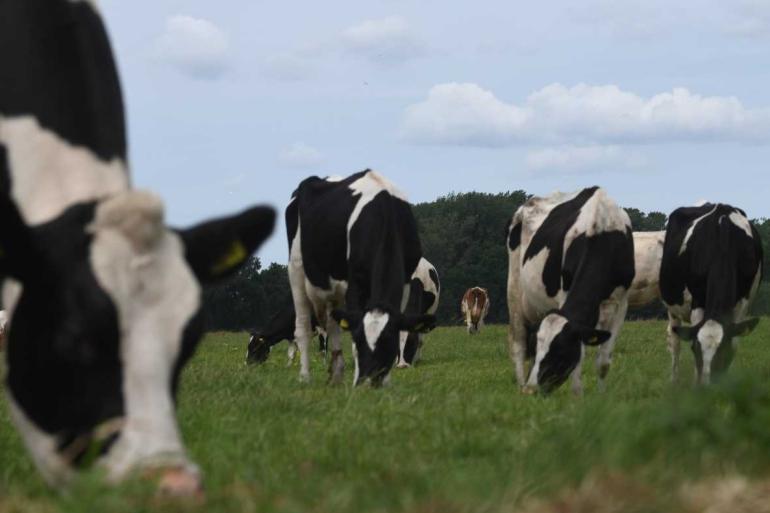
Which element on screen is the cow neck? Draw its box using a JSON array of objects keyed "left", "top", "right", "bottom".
[
  {"left": 367, "top": 227, "right": 407, "bottom": 311},
  {"left": 559, "top": 237, "right": 620, "bottom": 329}
]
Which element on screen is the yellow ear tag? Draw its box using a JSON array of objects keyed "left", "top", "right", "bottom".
[
  {"left": 339, "top": 319, "right": 350, "bottom": 330},
  {"left": 211, "top": 240, "right": 247, "bottom": 276}
]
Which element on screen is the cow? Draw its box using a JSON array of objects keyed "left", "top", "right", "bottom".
[
  {"left": 461, "top": 287, "right": 489, "bottom": 335},
  {"left": 660, "top": 203, "right": 763, "bottom": 384},
  {"left": 397, "top": 257, "right": 440, "bottom": 368},
  {"left": 246, "top": 306, "right": 327, "bottom": 365},
  {"left": 0, "top": 0, "right": 275, "bottom": 495},
  {"left": 506, "top": 187, "right": 635, "bottom": 395},
  {"left": 628, "top": 231, "right": 665, "bottom": 309},
  {"left": 286, "top": 170, "right": 436, "bottom": 386},
  {"left": 0, "top": 310, "right": 6, "bottom": 351}
]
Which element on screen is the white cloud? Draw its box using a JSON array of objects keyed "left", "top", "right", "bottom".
[
  {"left": 341, "top": 16, "right": 425, "bottom": 65},
  {"left": 278, "top": 143, "right": 324, "bottom": 169},
  {"left": 154, "top": 15, "right": 230, "bottom": 80},
  {"left": 401, "top": 82, "right": 770, "bottom": 147},
  {"left": 526, "top": 145, "right": 646, "bottom": 173}
]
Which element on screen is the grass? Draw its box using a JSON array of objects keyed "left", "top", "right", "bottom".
[{"left": 2, "top": 319, "right": 770, "bottom": 512}]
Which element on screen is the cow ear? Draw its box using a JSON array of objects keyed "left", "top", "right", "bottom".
[
  {"left": 331, "top": 309, "right": 361, "bottom": 331},
  {"left": 399, "top": 314, "right": 437, "bottom": 334},
  {"left": 179, "top": 206, "right": 276, "bottom": 283},
  {"left": 730, "top": 318, "right": 760, "bottom": 338},
  {"left": 672, "top": 325, "right": 698, "bottom": 341}
]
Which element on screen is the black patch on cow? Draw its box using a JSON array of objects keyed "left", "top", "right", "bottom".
[
  {"left": 559, "top": 229, "right": 635, "bottom": 326},
  {"left": 287, "top": 172, "right": 368, "bottom": 288},
  {"left": 5, "top": 202, "right": 124, "bottom": 440},
  {"left": 508, "top": 221, "right": 522, "bottom": 252},
  {"left": 523, "top": 187, "right": 599, "bottom": 297},
  {"left": 0, "top": 0, "right": 126, "bottom": 162}
]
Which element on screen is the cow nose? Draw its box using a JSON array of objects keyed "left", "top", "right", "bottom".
[{"left": 157, "top": 467, "right": 204, "bottom": 499}]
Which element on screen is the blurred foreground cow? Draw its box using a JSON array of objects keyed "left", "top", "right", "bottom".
[
  {"left": 461, "top": 287, "right": 489, "bottom": 334},
  {"left": 246, "top": 306, "right": 327, "bottom": 365},
  {"left": 506, "top": 187, "right": 635, "bottom": 394},
  {"left": 287, "top": 170, "right": 436, "bottom": 386},
  {"left": 0, "top": 0, "right": 275, "bottom": 494},
  {"left": 628, "top": 231, "right": 665, "bottom": 309},
  {"left": 660, "top": 204, "right": 763, "bottom": 384},
  {"left": 397, "top": 258, "right": 440, "bottom": 368}
]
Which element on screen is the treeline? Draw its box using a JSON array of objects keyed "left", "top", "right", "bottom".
[{"left": 202, "top": 193, "right": 770, "bottom": 331}]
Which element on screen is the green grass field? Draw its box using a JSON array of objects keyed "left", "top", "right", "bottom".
[{"left": 2, "top": 320, "right": 770, "bottom": 512}]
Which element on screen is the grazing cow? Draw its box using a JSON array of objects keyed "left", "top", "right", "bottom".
[
  {"left": 0, "top": 0, "right": 275, "bottom": 494},
  {"left": 0, "top": 310, "right": 6, "bottom": 351},
  {"left": 660, "top": 203, "right": 763, "bottom": 384},
  {"left": 286, "top": 170, "right": 436, "bottom": 386},
  {"left": 507, "top": 187, "right": 635, "bottom": 394},
  {"left": 397, "top": 258, "right": 440, "bottom": 368},
  {"left": 246, "top": 306, "right": 327, "bottom": 365},
  {"left": 628, "top": 231, "right": 665, "bottom": 309},
  {"left": 461, "top": 287, "right": 489, "bottom": 334}
]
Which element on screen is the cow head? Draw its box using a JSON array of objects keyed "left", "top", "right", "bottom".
[
  {"left": 1, "top": 190, "right": 275, "bottom": 492},
  {"left": 332, "top": 307, "right": 435, "bottom": 386},
  {"left": 526, "top": 312, "right": 610, "bottom": 394},
  {"left": 673, "top": 317, "right": 760, "bottom": 384},
  {"left": 246, "top": 331, "right": 271, "bottom": 365}
]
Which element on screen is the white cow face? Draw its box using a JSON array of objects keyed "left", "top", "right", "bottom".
[
  {"left": 673, "top": 317, "right": 759, "bottom": 384},
  {"left": 1, "top": 190, "right": 275, "bottom": 489},
  {"left": 528, "top": 312, "right": 610, "bottom": 394},
  {"left": 333, "top": 307, "right": 435, "bottom": 386}
]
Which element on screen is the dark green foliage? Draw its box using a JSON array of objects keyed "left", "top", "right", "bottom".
[{"left": 413, "top": 190, "right": 530, "bottom": 325}]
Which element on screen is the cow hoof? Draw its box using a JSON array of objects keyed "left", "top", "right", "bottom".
[
  {"left": 396, "top": 362, "right": 411, "bottom": 369},
  {"left": 157, "top": 468, "right": 204, "bottom": 500},
  {"left": 521, "top": 385, "right": 538, "bottom": 396},
  {"left": 299, "top": 374, "right": 310, "bottom": 384}
]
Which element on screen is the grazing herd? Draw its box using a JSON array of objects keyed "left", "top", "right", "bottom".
[{"left": 0, "top": 0, "right": 765, "bottom": 498}]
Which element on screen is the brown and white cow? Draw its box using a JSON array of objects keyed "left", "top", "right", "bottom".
[
  {"left": 628, "top": 231, "right": 665, "bottom": 309},
  {"left": 461, "top": 287, "right": 489, "bottom": 335}
]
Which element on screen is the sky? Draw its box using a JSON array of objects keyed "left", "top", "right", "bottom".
[{"left": 99, "top": 0, "right": 770, "bottom": 265}]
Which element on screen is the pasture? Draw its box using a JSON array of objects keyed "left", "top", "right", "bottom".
[{"left": 2, "top": 320, "right": 770, "bottom": 512}]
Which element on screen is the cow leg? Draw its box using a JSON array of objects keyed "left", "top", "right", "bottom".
[
  {"left": 595, "top": 299, "right": 628, "bottom": 392},
  {"left": 666, "top": 313, "right": 682, "bottom": 383},
  {"left": 570, "top": 344, "right": 585, "bottom": 396},
  {"left": 289, "top": 265, "right": 313, "bottom": 383},
  {"left": 286, "top": 341, "right": 298, "bottom": 367},
  {"left": 397, "top": 331, "right": 410, "bottom": 368},
  {"left": 326, "top": 319, "right": 345, "bottom": 385},
  {"left": 508, "top": 312, "right": 528, "bottom": 387},
  {"left": 414, "top": 335, "right": 424, "bottom": 364}
]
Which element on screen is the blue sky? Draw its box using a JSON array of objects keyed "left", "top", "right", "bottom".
[{"left": 100, "top": 0, "right": 770, "bottom": 265}]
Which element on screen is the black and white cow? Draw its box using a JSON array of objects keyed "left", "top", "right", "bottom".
[
  {"left": 246, "top": 305, "right": 327, "bottom": 365},
  {"left": 397, "top": 257, "right": 440, "bottom": 368},
  {"left": 286, "top": 170, "right": 436, "bottom": 386},
  {"left": 660, "top": 203, "right": 763, "bottom": 384},
  {"left": 506, "top": 187, "right": 635, "bottom": 394},
  {"left": 0, "top": 0, "right": 275, "bottom": 494}
]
